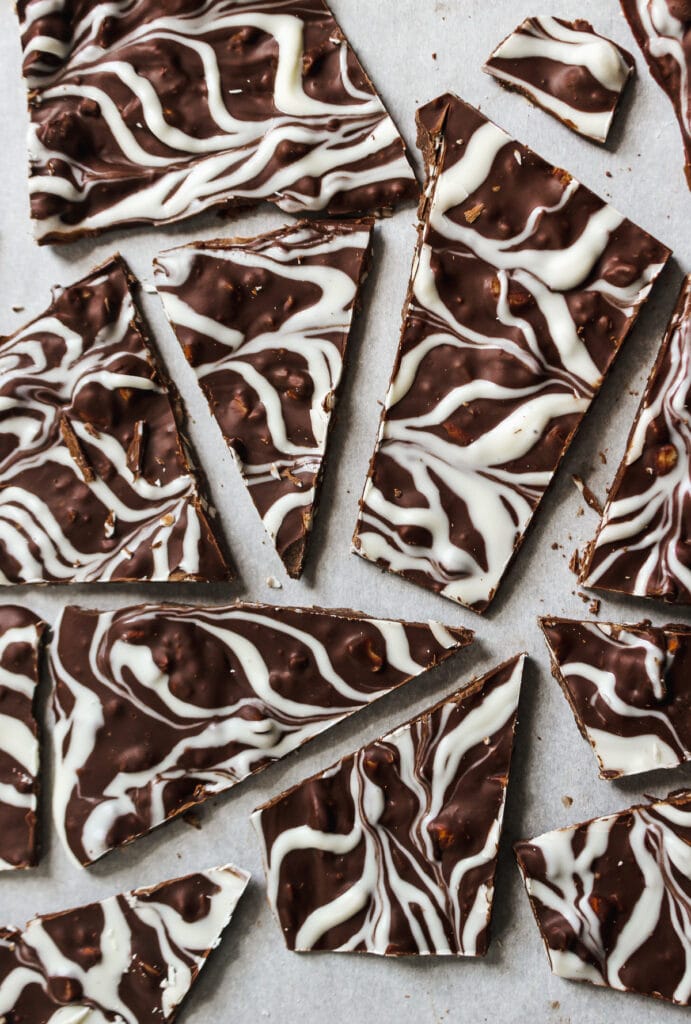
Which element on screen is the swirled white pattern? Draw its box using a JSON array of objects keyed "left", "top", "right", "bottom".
[
  {"left": 252, "top": 655, "right": 524, "bottom": 956},
  {"left": 155, "top": 220, "right": 372, "bottom": 577},
  {"left": 583, "top": 274, "right": 691, "bottom": 603},
  {"left": 516, "top": 793, "right": 691, "bottom": 1006},
  {"left": 18, "top": 0, "right": 417, "bottom": 242},
  {"left": 353, "top": 93, "right": 670, "bottom": 613}
]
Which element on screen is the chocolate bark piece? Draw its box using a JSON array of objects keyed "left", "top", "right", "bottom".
[
  {"left": 484, "top": 17, "right": 635, "bottom": 144},
  {"left": 352, "top": 92, "right": 671, "bottom": 614},
  {"left": 17, "top": 0, "right": 418, "bottom": 245},
  {"left": 252, "top": 655, "right": 525, "bottom": 956},
  {"left": 0, "top": 256, "right": 232, "bottom": 585},
  {"left": 581, "top": 275, "right": 691, "bottom": 603},
  {"left": 0, "top": 865, "right": 250, "bottom": 1023},
  {"left": 155, "top": 220, "right": 373, "bottom": 578},
  {"left": 51, "top": 602, "right": 472, "bottom": 867},
  {"left": 540, "top": 616, "right": 691, "bottom": 778},
  {"left": 515, "top": 791, "right": 691, "bottom": 1006},
  {"left": 621, "top": 1, "right": 691, "bottom": 188},
  {"left": 0, "top": 606, "right": 44, "bottom": 871}
]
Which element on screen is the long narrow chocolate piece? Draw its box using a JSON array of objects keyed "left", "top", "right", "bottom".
[
  {"left": 581, "top": 275, "right": 691, "bottom": 603},
  {"left": 484, "top": 17, "right": 635, "bottom": 143},
  {"left": 155, "top": 220, "right": 373, "bottom": 578},
  {"left": 252, "top": 655, "right": 525, "bottom": 956},
  {"left": 621, "top": 1, "right": 691, "bottom": 188},
  {"left": 540, "top": 616, "right": 691, "bottom": 778},
  {"left": 0, "top": 606, "right": 44, "bottom": 871},
  {"left": 516, "top": 791, "right": 691, "bottom": 1006},
  {"left": 0, "top": 864, "right": 249, "bottom": 1023},
  {"left": 51, "top": 602, "right": 472, "bottom": 866},
  {"left": 353, "top": 92, "right": 671, "bottom": 613},
  {"left": 17, "top": 0, "right": 418, "bottom": 244},
  {"left": 0, "top": 256, "right": 232, "bottom": 585}
]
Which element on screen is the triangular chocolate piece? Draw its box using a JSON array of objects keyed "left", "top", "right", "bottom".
[
  {"left": 252, "top": 655, "right": 525, "bottom": 956},
  {"left": 51, "top": 601, "right": 472, "bottom": 866},
  {"left": 155, "top": 220, "right": 372, "bottom": 577},
  {"left": 0, "top": 865, "right": 249, "bottom": 1023},
  {"left": 582, "top": 275, "right": 691, "bottom": 603},
  {"left": 0, "top": 257, "right": 232, "bottom": 584}
]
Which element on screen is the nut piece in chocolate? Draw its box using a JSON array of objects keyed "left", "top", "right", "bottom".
[
  {"left": 484, "top": 16, "right": 635, "bottom": 143},
  {"left": 0, "top": 864, "right": 249, "bottom": 1023},
  {"left": 17, "top": 0, "right": 418, "bottom": 243},
  {"left": 516, "top": 791, "right": 691, "bottom": 1006},
  {"left": 353, "top": 91, "right": 671, "bottom": 613},
  {"left": 581, "top": 274, "right": 691, "bottom": 604},
  {"left": 51, "top": 602, "right": 472, "bottom": 866},
  {"left": 0, "top": 256, "right": 232, "bottom": 585},
  {"left": 252, "top": 655, "right": 525, "bottom": 956},
  {"left": 155, "top": 220, "right": 373, "bottom": 578}
]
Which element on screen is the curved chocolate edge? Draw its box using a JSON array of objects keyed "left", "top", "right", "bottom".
[
  {"left": 252, "top": 654, "right": 525, "bottom": 956},
  {"left": 515, "top": 790, "right": 691, "bottom": 1006},
  {"left": 50, "top": 601, "right": 472, "bottom": 866}
]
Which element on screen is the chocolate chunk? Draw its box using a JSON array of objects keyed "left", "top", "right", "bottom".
[
  {"left": 155, "top": 220, "right": 373, "bottom": 578},
  {"left": 352, "top": 92, "right": 671, "bottom": 613},
  {"left": 515, "top": 791, "right": 691, "bottom": 1006},
  {"left": 581, "top": 275, "right": 691, "bottom": 603},
  {"left": 541, "top": 616, "right": 691, "bottom": 778},
  {"left": 0, "top": 607, "right": 44, "bottom": 870},
  {"left": 50, "top": 602, "right": 472, "bottom": 866},
  {"left": 0, "top": 256, "right": 232, "bottom": 585},
  {"left": 252, "top": 655, "right": 524, "bottom": 956},
  {"left": 0, "top": 865, "right": 249, "bottom": 1023},
  {"left": 17, "top": 0, "right": 418, "bottom": 244},
  {"left": 621, "top": 1, "right": 691, "bottom": 188},
  {"left": 484, "top": 17, "right": 635, "bottom": 143}
]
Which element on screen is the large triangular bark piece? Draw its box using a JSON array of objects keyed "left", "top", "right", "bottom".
[
  {"left": 155, "top": 220, "right": 372, "bottom": 577},
  {"left": 541, "top": 616, "right": 691, "bottom": 778},
  {"left": 516, "top": 791, "right": 691, "bottom": 1006},
  {"left": 0, "top": 864, "right": 249, "bottom": 1023},
  {"left": 51, "top": 602, "right": 472, "bottom": 866},
  {"left": 581, "top": 275, "right": 691, "bottom": 603},
  {"left": 0, "top": 606, "right": 44, "bottom": 871},
  {"left": 252, "top": 655, "right": 525, "bottom": 956},
  {"left": 0, "top": 257, "right": 232, "bottom": 584},
  {"left": 352, "top": 92, "right": 671, "bottom": 613}
]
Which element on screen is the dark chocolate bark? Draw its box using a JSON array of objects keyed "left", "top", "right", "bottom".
[
  {"left": 621, "top": 1, "right": 691, "bottom": 188},
  {"left": 0, "top": 256, "right": 232, "bottom": 585},
  {"left": 581, "top": 274, "right": 691, "bottom": 603},
  {"left": 540, "top": 616, "right": 691, "bottom": 778},
  {"left": 0, "top": 606, "right": 44, "bottom": 871},
  {"left": 252, "top": 655, "right": 524, "bottom": 956},
  {"left": 155, "top": 219, "right": 373, "bottom": 578},
  {"left": 516, "top": 791, "right": 691, "bottom": 1006},
  {"left": 51, "top": 602, "right": 472, "bottom": 866},
  {"left": 17, "top": 0, "right": 418, "bottom": 243},
  {"left": 352, "top": 92, "right": 671, "bottom": 613},
  {"left": 484, "top": 17, "right": 635, "bottom": 143}
]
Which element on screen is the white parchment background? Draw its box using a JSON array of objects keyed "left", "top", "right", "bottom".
[{"left": 0, "top": 2, "right": 689, "bottom": 1022}]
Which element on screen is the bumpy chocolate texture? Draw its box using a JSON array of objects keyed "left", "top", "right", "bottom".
[
  {"left": 621, "top": 1, "right": 691, "bottom": 188},
  {"left": 516, "top": 791, "right": 691, "bottom": 1006},
  {"left": 155, "top": 220, "right": 373, "bottom": 578},
  {"left": 51, "top": 602, "right": 472, "bottom": 867},
  {"left": 484, "top": 17, "right": 635, "bottom": 144},
  {"left": 252, "top": 655, "right": 525, "bottom": 956},
  {"left": 541, "top": 617, "right": 691, "bottom": 778},
  {"left": 0, "top": 864, "right": 249, "bottom": 1023},
  {"left": 581, "top": 275, "right": 691, "bottom": 603},
  {"left": 0, "top": 256, "right": 232, "bottom": 585},
  {"left": 0, "top": 607, "right": 44, "bottom": 871},
  {"left": 352, "top": 92, "right": 671, "bottom": 614},
  {"left": 17, "top": 0, "right": 418, "bottom": 244}
]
